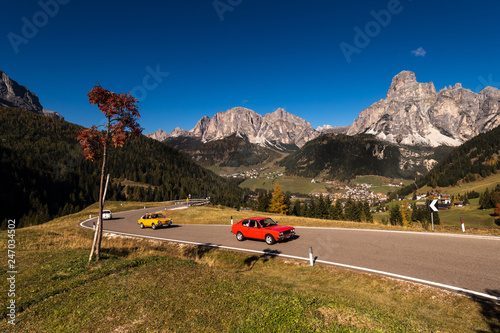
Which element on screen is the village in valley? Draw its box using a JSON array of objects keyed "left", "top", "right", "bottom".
[{"left": 218, "top": 167, "right": 471, "bottom": 214}]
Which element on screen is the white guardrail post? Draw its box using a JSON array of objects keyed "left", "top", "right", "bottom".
[{"left": 309, "top": 247, "right": 314, "bottom": 266}]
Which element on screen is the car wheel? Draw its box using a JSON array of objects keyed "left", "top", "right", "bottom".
[
  {"left": 236, "top": 231, "right": 245, "bottom": 241},
  {"left": 152, "top": 223, "right": 157, "bottom": 230},
  {"left": 265, "top": 234, "right": 276, "bottom": 245},
  {"left": 140, "top": 223, "right": 144, "bottom": 229}
]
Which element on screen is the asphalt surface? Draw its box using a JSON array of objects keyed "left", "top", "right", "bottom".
[{"left": 80, "top": 204, "right": 500, "bottom": 301}]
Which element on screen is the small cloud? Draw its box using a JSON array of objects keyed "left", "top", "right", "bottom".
[
  {"left": 242, "top": 99, "right": 249, "bottom": 104},
  {"left": 411, "top": 47, "right": 426, "bottom": 57}
]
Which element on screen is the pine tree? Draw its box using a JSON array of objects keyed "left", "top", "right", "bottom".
[
  {"left": 269, "top": 183, "right": 288, "bottom": 215},
  {"left": 389, "top": 204, "right": 403, "bottom": 226},
  {"left": 255, "top": 191, "right": 270, "bottom": 212},
  {"left": 329, "top": 200, "right": 344, "bottom": 221},
  {"left": 290, "top": 199, "right": 301, "bottom": 216}
]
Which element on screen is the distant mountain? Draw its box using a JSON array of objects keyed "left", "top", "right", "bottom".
[
  {"left": 42, "top": 109, "right": 64, "bottom": 120},
  {"left": 0, "top": 106, "right": 247, "bottom": 228},
  {"left": 0, "top": 70, "right": 43, "bottom": 113},
  {"left": 347, "top": 71, "right": 500, "bottom": 147},
  {"left": 317, "top": 124, "right": 350, "bottom": 134},
  {"left": 165, "top": 134, "right": 282, "bottom": 168},
  {"left": 279, "top": 133, "right": 453, "bottom": 180},
  {"left": 147, "top": 71, "right": 500, "bottom": 175},
  {"left": 148, "top": 72, "right": 500, "bottom": 153},
  {"left": 147, "top": 107, "right": 319, "bottom": 150}
]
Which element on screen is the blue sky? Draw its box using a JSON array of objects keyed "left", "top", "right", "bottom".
[{"left": 1, "top": 0, "right": 500, "bottom": 134}]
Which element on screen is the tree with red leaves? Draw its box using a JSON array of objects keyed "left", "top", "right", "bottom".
[{"left": 77, "top": 84, "right": 142, "bottom": 262}]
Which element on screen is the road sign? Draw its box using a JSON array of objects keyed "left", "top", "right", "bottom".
[{"left": 429, "top": 199, "right": 438, "bottom": 212}]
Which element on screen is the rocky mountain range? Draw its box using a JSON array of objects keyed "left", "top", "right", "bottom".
[
  {"left": 147, "top": 107, "right": 319, "bottom": 150},
  {"left": 347, "top": 71, "right": 500, "bottom": 147},
  {"left": 148, "top": 71, "right": 499, "bottom": 150},
  {"left": 0, "top": 70, "right": 64, "bottom": 119}
]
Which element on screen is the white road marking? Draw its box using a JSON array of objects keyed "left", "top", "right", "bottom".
[
  {"left": 79, "top": 218, "right": 500, "bottom": 303},
  {"left": 296, "top": 226, "right": 500, "bottom": 240}
]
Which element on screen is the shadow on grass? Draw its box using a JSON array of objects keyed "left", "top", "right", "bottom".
[
  {"left": 182, "top": 243, "right": 217, "bottom": 260},
  {"left": 242, "top": 249, "right": 281, "bottom": 271},
  {"left": 100, "top": 247, "right": 136, "bottom": 258},
  {"left": 473, "top": 289, "right": 500, "bottom": 333}
]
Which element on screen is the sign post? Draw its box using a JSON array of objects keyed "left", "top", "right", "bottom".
[
  {"left": 428, "top": 199, "right": 438, "bottom": 231},
  {"left": 461, "top": 217, "right": 465, "bottom": 233}
]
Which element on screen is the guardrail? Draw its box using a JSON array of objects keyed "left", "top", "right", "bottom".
[{"left": 171, "top": 199, "right": 210, "bottom": 207}]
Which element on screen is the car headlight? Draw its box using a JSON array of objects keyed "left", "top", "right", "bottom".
[{"left": 279, "top": 232, "right": 283, "bottom": 236}]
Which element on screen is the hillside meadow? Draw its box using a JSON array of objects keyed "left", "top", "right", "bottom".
[{"left": 1, "top": 202, "right": 498, "bottom": 332}]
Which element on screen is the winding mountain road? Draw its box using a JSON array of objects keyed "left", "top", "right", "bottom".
[{"left": 80, "top": 204, "right": 500, "bottom": 302}]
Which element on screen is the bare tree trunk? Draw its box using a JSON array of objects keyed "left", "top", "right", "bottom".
[
  {"left": 88, "top": 216, "right": 99, "bottom": 262},
  {"left": 95, "top": 143, "right": 106, "bottom": 260},
  {"left": 89, "top": 120, "right": 110, "bottom": 263}
]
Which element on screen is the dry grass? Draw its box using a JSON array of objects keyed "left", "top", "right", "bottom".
[
  {"left": 0, "top": 202, "right": 497, "bottom": 332},
  {"left": 169, "top": 205, "right": 500, "bottom": 235}
]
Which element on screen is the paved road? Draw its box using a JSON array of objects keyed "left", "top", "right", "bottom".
[{"left": 81, "top": 205, "right": 500, "bottom": 301}]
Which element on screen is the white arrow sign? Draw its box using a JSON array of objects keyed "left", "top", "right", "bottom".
[{"left": 429, "top": 199, "right": 439, "bottom": 212}]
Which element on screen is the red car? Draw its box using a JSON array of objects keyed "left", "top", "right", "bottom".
[{"left": 231, "top": 217, "right": 296, "bottom": 245}]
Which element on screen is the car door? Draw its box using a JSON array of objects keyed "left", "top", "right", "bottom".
[
  {"left": 239, "top": 219, "right": 250, "bottom": 237},
  {"left": 143, "top": 215, "right": 151, "bottom": 227},
  {"left": 246, "top": 220, "right": 261, "bottom": 239}
]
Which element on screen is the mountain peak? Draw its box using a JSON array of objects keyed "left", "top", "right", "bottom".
[
  {"left": 349, "top": 71, "right": 500, "bottom": 146},
  {"left": 386, "top": 70, "right": 418, "bottom": 99},
  {"left": 0, "top": 70, "right": 43, "bottom": 113},
  {"left": 145, "top": 129, "right": 169, "bottom": 141}
]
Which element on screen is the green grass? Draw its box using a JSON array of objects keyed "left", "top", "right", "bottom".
[
  {"left": 414, "top": 172, "right": 500, "bottom": 197},
  {"left": 240, "top": 174, "right": 416, "bottom": 196},
  {"left": 240, "top": 175, "right": 326, "bottom": 194},
  {"left": 438, "top": 205, "right": 497, "bottom": 228},
  {"left": 0, "top": 203, "right": 498, "bottom": 332},
  {"left": 372, "top": 202, "right": 499, "bottom": 234},
  {"left": 352, "top": 175, "right": 412, "bottom": 187}
]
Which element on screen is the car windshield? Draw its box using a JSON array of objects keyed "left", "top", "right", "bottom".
[{"left": 259, "top": 218, "right": 277, "bottom": 228}]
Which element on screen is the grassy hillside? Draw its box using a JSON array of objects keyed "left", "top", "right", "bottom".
[
  {"left": 0, "top": 204, "right": 497, "bottom": 332},
  {"left": 414, "top": 172, "right": 500, "bottom": 198},
  {"left": 400, "top": 124, "right": 500, "bottom": 196},
  {"left": 0, "top": 106, "right": 246, "bottom": 228}
]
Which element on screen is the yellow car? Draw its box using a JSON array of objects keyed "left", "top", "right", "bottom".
[{"left": 138, "top": 213, "right": 172, "bottom": 230}]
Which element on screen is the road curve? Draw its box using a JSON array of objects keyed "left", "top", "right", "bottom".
[{"left": 80, "top": 205, "right": 500, "bottom": 302}]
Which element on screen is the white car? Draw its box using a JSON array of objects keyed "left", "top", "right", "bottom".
[{"left": 102, "top": 210, "right": 112, "bottom": 220}]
